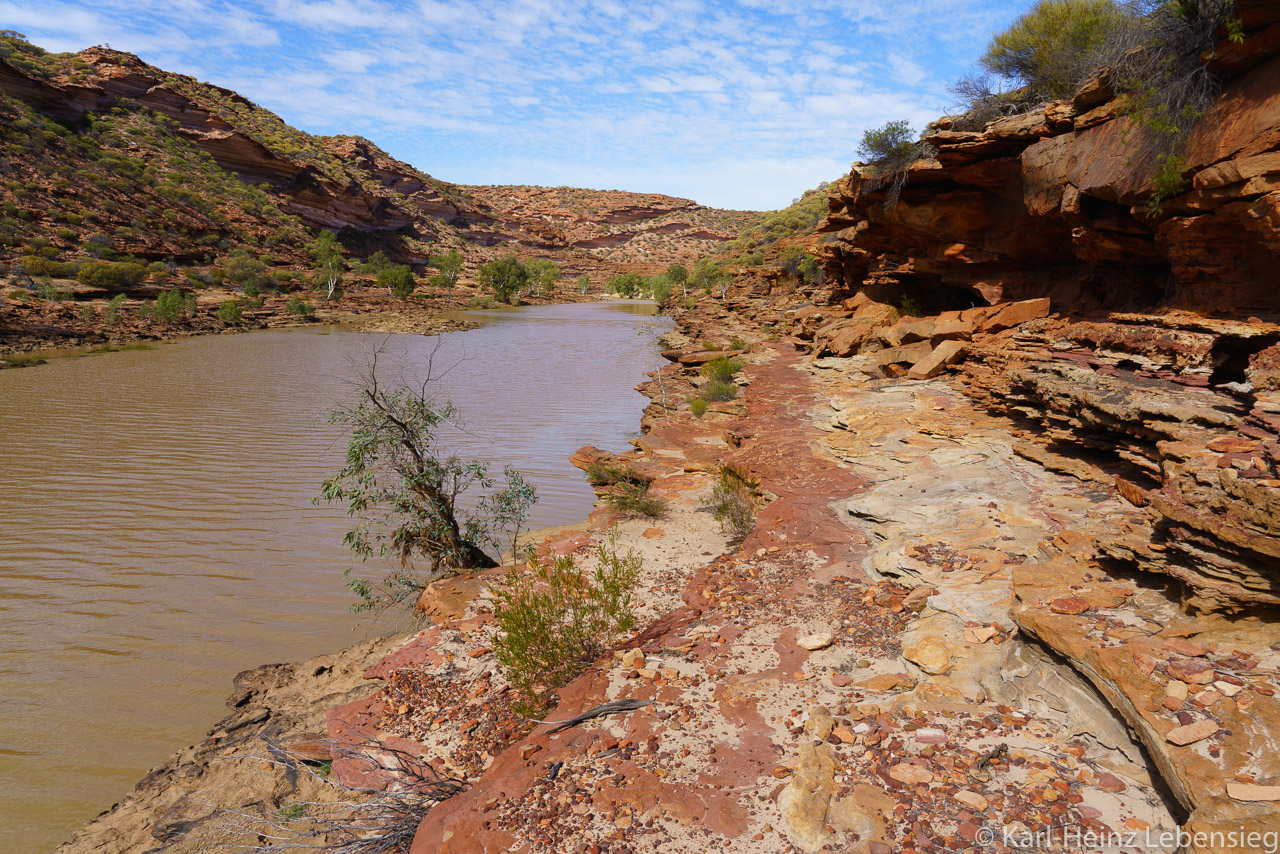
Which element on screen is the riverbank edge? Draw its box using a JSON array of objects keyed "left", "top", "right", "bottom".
[{"left": 0, "top": 284, "right": 623, "bottom": 363}]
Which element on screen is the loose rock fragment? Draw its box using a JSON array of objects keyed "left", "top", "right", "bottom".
[
  {"left": 1226, "top": 782, "right": 1280, "bottom": 802},
  {"left": 798, "top": 632, "right": 834, "bottom": 651},
  {"left": 1049, "top": 597, "right": 1090, "bottom": 615},
  {"left": 1166, "top": 719, "right": 1219, "bottom": 745}
]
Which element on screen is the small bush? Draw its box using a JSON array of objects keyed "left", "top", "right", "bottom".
[
  {"left": 492, "top": 531, "right": 641, "bottom": 706},
  {"left": 151, "top": 288, "right": 195, "bottom": 322},
  {"left": 690, "top": 397, "right": 709, "bottom": 418},
  {"left": 286, "top": 294, "right": 315, "bottom": 317},
  {"left": 217, "top": 299, "right": 243, "bottom": 324},
  {"left": 728, "top": 336, "right": 747, "bottom": 350},
  {"left": 469, "top": 296, "right": 493, "bottom": 308},
  {"left": 378, "top": 264, "right": 415, "bottom": 298},
  {"left": 858, "top": 120, "right": 917, "bottom": 162},
  {"left": 603, "top": 482, "right": 667, "bottom": 518},
  {"left": 858, "top": 121, "right": 937, "bottom": 209},
  {"left": 34, "top": 276, "right": 70, "bottom": 302},
  {"left": 699, "top": 464, "right": 758, "bottom": 545},
  {"left": 77, "top": 260, "right": 147, "bottom": 289},
  {"left": 701, "top": 380, "right": 738, "bottom": 403},
  {"left": 585, "top": 462, "right": 646, "bottom": 487},
  {"left": 702, "top": 356, "right": 744, "bottom": 385},
  {"left": 20, "top": 255, "right": 75, "bottom": 278},
  {"left": 980, "top": 0, "right": 1130, "bottom": 102},
  {"left": 103, "top": 293, "right": 126, "bottom": 324}
]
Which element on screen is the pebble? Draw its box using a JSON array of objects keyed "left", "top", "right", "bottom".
[
  {"left": 798, "top": 632, "right": 834, "bottom": 651},
  {"left": 1214, "top": 680, "right": 1243, "bottom": 697},
  {"left": 888, "top": 763, "right": 934, "bottom": 785},
  {"left": 1167, "top": 659, "right": 1214, "bottom": 684},
  {"left": 1166, "top": 718, "right": 1219, "bottom": 745},
  {"left": 953, "top": 791, "right": 989, "bottom": 811},
  {"left": 1097, "top": 772, "right": 1126, "bottom": 792},
  {"left": 1227, "top": 782, "right": 1280, "bottom": 802},
  {"left": 1049, "top": 596, "right": 1090, "bottom": 615}
]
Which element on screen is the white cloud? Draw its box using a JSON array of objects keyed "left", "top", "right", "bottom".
[{"left": 11, "top": 0, "right": 1014, "bottom": 210}]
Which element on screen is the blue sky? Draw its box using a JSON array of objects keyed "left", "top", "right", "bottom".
[{"left": 6, "top": 0, "right": 1027, "bottom": 210}]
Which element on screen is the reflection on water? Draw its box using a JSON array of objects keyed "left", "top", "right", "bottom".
[{"left": 0, "top": 300, "right": 669, "bottom": 852}]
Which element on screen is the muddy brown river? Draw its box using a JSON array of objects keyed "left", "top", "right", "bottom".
[{"left": 0, "top": 300, "right": 669, "bottom": 852}]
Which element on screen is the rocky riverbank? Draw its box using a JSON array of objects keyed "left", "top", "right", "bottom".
[{"left": 60, "top": 284, "right": 1280, "bottom": 853}]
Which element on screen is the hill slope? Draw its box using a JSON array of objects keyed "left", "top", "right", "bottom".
[{"left": 0, "top": 34, "right": 753, "bottom": 281}]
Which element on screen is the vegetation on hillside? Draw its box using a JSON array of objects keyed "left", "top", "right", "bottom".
[
  {"left": 723, "top": 185, "right": 829, "bottom": 263},
  {"left": 948, "top": 0, "right": 1246, "bottom": 209},
  {"left": 0, "top": 77, "right": 311, "bottom": 270}
]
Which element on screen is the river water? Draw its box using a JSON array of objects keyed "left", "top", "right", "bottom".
[{"left": 0, "top": 300, "right": 669, "bottom": 852}]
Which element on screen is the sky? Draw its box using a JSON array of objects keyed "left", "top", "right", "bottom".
[{"left": 5, "top": 0, "right": 1029, "bottom": 211}]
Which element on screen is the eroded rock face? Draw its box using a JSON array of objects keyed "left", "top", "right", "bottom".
[{"left": 819, "top": 30, "right": 1280, "bottom": 314}]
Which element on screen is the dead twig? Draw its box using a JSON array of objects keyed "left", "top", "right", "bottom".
[{"left": 530, "top": 699, "right": 654, "bottom": 733}]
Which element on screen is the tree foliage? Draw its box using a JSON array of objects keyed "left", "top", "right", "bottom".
[
  {"left": 607, "top": 272, "right": 644, "bottom": 298},
  {"left": 310, "top": 231, "right": 345, "bottom": 300},
  {"left": 689, "top": 258, "right": 729, "bottom": 298},
  {"left": 429, "top": 248, "right": 464, "bottom": 292},
  {"left": 526, "top": 258, "right": 561, "bottom": 296},
  {"left": 477, "top": 254, "right": 528, "bottom": 304},
  {"left": 378, "top": 264, "right": 415, "bottom": 298},
  {"left": 319, "top": 351, "right": 538, "bottom": 612}
]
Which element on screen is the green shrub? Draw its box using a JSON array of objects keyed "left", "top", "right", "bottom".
[
  {"left": 356, "top": 250, "right": 392, "bottom": 276},
  {"left": 469, "top": 296, "right": 493, "bottom": 308},
  {"left": 857, "top": 121, "right": 937, "bottom": 208},
  {"left": 858, "top": 120, "right": 917, "bottom": 162},
  {"left": 55, "top": 228, "right": 76, "bottom": 241},
  {"left": 690, "top": 397, "right": 709, "bottom": 418},
  {"left": 103, "top": 293, "right": 126, "bottom": 324},
  {"left": 217, "top": 299, "right": 243, "bottom": 324},
  {"left": 34, "top": 276, "right": 70, "bottom": 302},
  {"left": 585, "top": 461, "right": 646, "bottom": 487},
  {"left": 980, "top": 0, "right": 1129, "bottom": 101},
  {"left": 701, "top": 380, "right": 738, "bottom": 403},
  {"left": 602, "top": 481, "right": 667, "bottom": 518},
  {"left": 576, "top": 274, "right": 590, "bottom": 294},
  {"left": 77, "top": 260, "right": 147, "bottom": 289},
  {"left": 153, "top": 288, "right": 194, "bottom": 322},
  {"left": 492, "top": 531, "right": 640, "bottom": 706},
  {"left": 286, "top": 294, "right": 315, "bottom": 317},
  {"left": 728, "top": 336, "right": 747, "bottom": 350},
  {"left": 378, "top": 264, "right": 415, "bottom": 298},
  {"left": 20, "top": 255, "right": 75, "bottom": 278},
  {"left": 701, "top": 356, "right": 744, "bottom": 385},
  {"left": 699, "top": 464, "right": 758, "bottom": 544}
]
